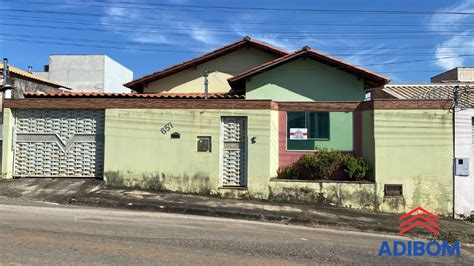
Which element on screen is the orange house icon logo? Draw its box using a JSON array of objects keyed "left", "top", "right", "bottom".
[{"left": 399, "top": 207, "right": 440, "bottom": 235}]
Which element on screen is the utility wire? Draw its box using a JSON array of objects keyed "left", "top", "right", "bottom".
[
  {"left": 3, "top": 15, "right": 474, "bottom": 35},
  {"left": 2, "top": 8, "right": 474, "bottom": 27},
  {"left": 1, "top": 36, "right": 472, "bottom": 67},
  {"left": 4, "top": 13, "right": 474, "bottom": 28},
  {"left": 7, "top": 0, "right": 474, "bottom": 15},
  {"left": 0, "top": 33, "right": 471, "bottom": 57},
  {"left": 3, "top": 32, "right": 473, "bottom": 52},
  {"left": 0, "top": 35, "right": 467, "bottom": 57},
  {"left": 4, "top": 22, "right": 474, "bottom": 39}
]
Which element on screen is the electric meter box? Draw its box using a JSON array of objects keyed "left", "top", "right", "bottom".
[{"left": 454, "top": 158, "right": 469, "bottom": 176}]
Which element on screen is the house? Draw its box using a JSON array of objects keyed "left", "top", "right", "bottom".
[
  {"left": 1, "top": 37, "right": 456, "bottom": 216},
  {"left": 33, "top": 55, "right": 133, "bottom": 93},
  {"left": 431, "top": 67, "right": 474, "bottom": 83},
  {"left": 124, "top": 36, "right": 288, "bottom": 94},
  {"left": 381, "top": 68, "right": 474, "bottom": 218},
  {"left": 0, "top": 62, "right": 70, "bottom": 164},
  {"left": 0, "top": 63, "right": 70, "bottom": 98}
]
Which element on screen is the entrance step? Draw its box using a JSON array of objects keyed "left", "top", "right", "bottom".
[{"left": 218, "top": 187, "right": 249, "bottom": 199}]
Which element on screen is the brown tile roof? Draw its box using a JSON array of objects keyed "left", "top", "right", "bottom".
[
  {"left": 228, "top": 46, "right": 390, "bottom": 89},
  {"left": 0, "top": 64, "right": 71, "bottom": 89},
  {"left": 124, "top": 36, "right": 289, "bottom": 92},
  {"left": 23, "top": 91, "right": 245, "bottom": 99},
  {"left": 383, "top": 83, "right": 474, "bottom": 107}
]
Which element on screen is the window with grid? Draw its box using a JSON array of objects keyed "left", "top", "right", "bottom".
[{"left": 287, "top": 111, "right": 330, "bottom": 140}]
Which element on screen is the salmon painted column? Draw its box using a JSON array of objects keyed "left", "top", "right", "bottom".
[{"left": 278, "top": 111, "right": 310, "bottom": 167}]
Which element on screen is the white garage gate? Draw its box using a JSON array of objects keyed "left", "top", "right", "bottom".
[{"left": 13, "top": 109, "right": 105, "bottom": 178}]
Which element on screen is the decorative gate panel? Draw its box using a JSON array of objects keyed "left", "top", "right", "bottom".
[
  {"left": 13, "top": 109, "right": 105, "bottom": 178},
  {"left": 221, "top": 117, "right": 247, "bottom": 186}
]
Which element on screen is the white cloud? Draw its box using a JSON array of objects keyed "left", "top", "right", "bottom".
[
  {"left": 435, "top": 32, "right": 474, "bottom": 70},
  {"left": 232, "top": 31, "right": 299, "bottom": 51},
  {"left": 429, "top": 0, "right": 474, "bottom": 31},
  {"left": 99, "top": 1, "right": 222, "bottom": 51},
  {"left": 189, "top": 27, "right": 221, "bottom": 46},
  {"left": 429, "top": 0, "right": 474, "bottom": 69}
]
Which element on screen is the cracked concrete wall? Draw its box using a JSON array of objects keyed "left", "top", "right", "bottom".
[
  {"left": 373, "top": 109, "right": 453, "bottom": 216},
  {"left": 268, "top": 180, "right": 376, "bottom": 210}
]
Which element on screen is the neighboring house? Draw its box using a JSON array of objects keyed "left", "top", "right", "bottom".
[
  {"left": 381, "top": 67, "right": 474, "bottom": 218},
  {"left": 34, "top": 55, "right": 133, "bottom": 93},
  {"left": 0, "top": 63, "right": 70, "bottom": 165},
  {"left": 431, "top": 67, "right": 474, "bottom": 83},
  {"left": 1, "top": 37, "right": 456, "bottom": 216},
  {"left": 0, "top": 64, "right": 70, "bottom": 98},
  {"left": 124, "top": 36, "right": 288, "bottom": 93}
]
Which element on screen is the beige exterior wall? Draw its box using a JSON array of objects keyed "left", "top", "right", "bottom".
[
  {"left": 431, "top": 67, "right": 474, "bottom": 83},
  {"left": 144, "top": 47, "right": 279, "bottom": 94},
  {"left": 269, "top": 110, "right": 279, "bottom": 178},
  {"left": 458, "top": 68, "right": 474, "bottom": 82},
  {"left": 104, "top": 108, "right": 275, "bottom": 198},
  {"left": 2, "top": 109, "right": 14, "bottom": 179},
  {"left": 373, "top": 109, "right": 453, "bottom": 216}
]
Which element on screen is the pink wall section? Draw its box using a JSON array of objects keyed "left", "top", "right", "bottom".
[{"left": 278, "top": 111, "right": 308, "bottom": 167}]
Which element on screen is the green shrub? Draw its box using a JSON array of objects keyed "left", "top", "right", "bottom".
[
  {"left": 300, "top": 149, "right": 343, "bottom": 179},
  {"left": 341, "top": 154, "right": 369, "bottom": 181},
  {"left": 277, "top": 163, "right": 300, "bottom": 179},
  {"left": 276, "top": 149, "right": 370, "bottom": 181}
]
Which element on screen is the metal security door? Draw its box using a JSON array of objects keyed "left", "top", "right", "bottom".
[
  {"left": 221, "top": 117, "right": 247, "bottom": 187},
  {"left": 13, "top": 109, "right": 105, "bottom": 178}
]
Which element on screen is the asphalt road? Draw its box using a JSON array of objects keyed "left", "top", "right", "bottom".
[{"left": 0, "top": 198, "right": 473, "bottom": 265}]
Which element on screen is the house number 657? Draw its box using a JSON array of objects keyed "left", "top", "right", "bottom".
[{"left": 161, "top": 122, "right": 173, "bottom": 134}]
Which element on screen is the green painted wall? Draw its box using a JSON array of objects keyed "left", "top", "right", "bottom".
[
  {"left": 361, "top": 110, "right": 376, "bottom": 181},
  {"left": 145, "top": 47, "right": 280, "bottom": 94},
  {"left": 373, "top": 109, "right": 453, "bottom": 216},
  {"left": 245, "top": 58, "right": 365, "bottom": 101},
  {"left": 287, "top": 112, "right": 353, "bottom": 151},
  {"left": 1, "top": 108, "right": 14, "bottom": 179},
  {"left": 104, "top": 108, "right": 275, "bottom": 198}
]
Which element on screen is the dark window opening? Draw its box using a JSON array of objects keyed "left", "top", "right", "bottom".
[
  {"left": 384, "top": 184, "right": 403, "bottom": 197},
  {"left": 287, "top": 111, "right": 330, "bottom": 140},
  {"left": 171, "top": 132, "right": 181, "bottom": 139}
]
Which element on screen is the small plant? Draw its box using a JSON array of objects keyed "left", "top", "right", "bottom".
[
  {"left": 467, "top": 215, "right": 474, "bottom": 223},
  {"left": 300, "top": 149, "right": 343, "bottom": 179},
  {"left": 458, "top": 213, "right": 474, "bottom": 223},
  {"left": 341, "top": 154, "right": 369, "bottom": 181},
  {"left": 277, "top": 163, "right": 300, "bottom": 179}
]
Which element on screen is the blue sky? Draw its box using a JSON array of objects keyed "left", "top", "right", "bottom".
[{"left": 0, "top": 0, "right": 473, "bottom": 83}]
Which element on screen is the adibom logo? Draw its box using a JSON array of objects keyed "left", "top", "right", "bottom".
[
  {"left": 378, "top": 207, "right": 461, "bottom": 257},
  {"left": 399, "top": 207, "right": 440, "bottom": 235}
]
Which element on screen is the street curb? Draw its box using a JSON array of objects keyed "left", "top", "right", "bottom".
[
  {"left": 71, "top": 196, "right": 439, "bottom": 240},
  {"left": 72, "top": 197, "right": 314, "bottom": 225},
  {"left": 1, "top": 188, "right": 472, "bottom": 244}
]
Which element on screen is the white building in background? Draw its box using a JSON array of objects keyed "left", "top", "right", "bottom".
[
  {"left": 34, "top": 55, "right": 133, "bottom": 93},
  {"left": 381, "top": 67, "right": 474, "bottom": 219}
]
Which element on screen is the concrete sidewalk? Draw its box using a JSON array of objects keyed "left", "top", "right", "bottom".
[{"left": 1, "top": 178, "right": 473, "bottom": 244}]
